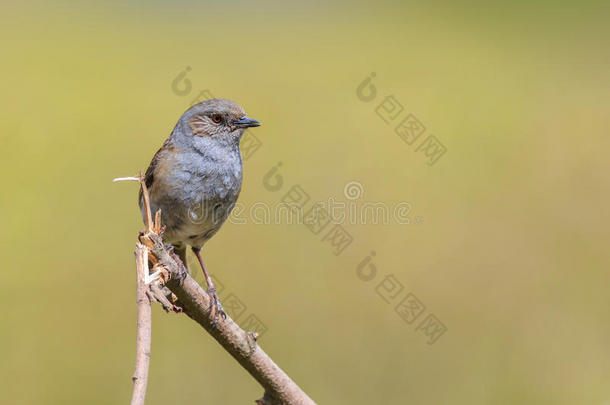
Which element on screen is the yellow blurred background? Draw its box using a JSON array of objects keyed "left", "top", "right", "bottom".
[{"left": 1, "top": 1, "right": 609, "bottom": 403}]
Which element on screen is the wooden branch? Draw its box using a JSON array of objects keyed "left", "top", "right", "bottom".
[
  {"left": 131, "top": 243, "right": 152, "bottom": 405},
  {"left": 116, "top": 175, "right": 316, "bottom": 405},
  {"left": 143, "top": 231, "right": 315, "bottom": 404}
]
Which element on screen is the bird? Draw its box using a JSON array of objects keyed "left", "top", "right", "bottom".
[{"left": 139, "top": 98, "right": 261, "bottom": 319}]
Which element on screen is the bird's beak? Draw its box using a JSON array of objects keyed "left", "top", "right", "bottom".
[{"left": 234, "top": 116, "right": 261, "bottom": 128}]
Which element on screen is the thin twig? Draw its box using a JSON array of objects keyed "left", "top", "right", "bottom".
[
  {"left": 136, "top": 172, "right": 154, "bottom": 233},
  {"left": 113, "top": 176, "right": 141, "bottom": 182},
  {"left": 131, "top": 243, "right": 152, "bottom": 405}
]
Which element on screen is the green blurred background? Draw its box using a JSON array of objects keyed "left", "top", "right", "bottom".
[{"left": 1, "top": 0, "right": 609, "bottom": 403}]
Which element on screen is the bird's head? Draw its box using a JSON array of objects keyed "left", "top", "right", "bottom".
[{"left": 184, "top": 98, "right": 260, "bottom": 142}]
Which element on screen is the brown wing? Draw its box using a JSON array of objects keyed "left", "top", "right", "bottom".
[{"left": 138, "top": 137, "right": 174, "bottom": 207}]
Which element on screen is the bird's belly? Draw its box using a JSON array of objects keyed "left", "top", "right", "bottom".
[
  {"left": 170, "top": 216, "right": 220, "bottom": 247},
  {"left": 161, "top": 181, "right": 240, "bottom": 247}
]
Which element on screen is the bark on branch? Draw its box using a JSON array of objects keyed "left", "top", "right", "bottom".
[
  {"left": 118, "top": 175, "right": 316, "bottom": 405},
  {"left": 130, "top": 243, "right": 152, "bottom": 405}
]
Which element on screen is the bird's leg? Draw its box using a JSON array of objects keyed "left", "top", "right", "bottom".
[{"left": 192, "top": 247, "right": 226, "bottom": 321}]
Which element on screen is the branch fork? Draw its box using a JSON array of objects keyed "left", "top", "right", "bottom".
[{"left": 116, "top": 174, "right": 316, "bottom": 405}]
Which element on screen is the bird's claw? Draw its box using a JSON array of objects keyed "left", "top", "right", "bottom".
[
  {"left": 207, "top": 287, "right": 226, "bottom": 328},
  {"left": 167, "top": 249, "right": 188, "bottom": 282}
]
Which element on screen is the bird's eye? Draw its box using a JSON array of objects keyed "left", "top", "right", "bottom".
[{"left": 211, "top": 114, "right": 222, "bottom": 124}]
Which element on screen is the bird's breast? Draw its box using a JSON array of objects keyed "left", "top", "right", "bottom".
[
  {"left": 158, "top": 150, "right": 242, "bottom": 245},
  {"left": 179, "top": 152, "right": 243, "bottom": 202}
]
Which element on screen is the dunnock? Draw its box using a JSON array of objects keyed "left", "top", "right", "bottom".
[{"left": 139, "top": 98, "right": 261, "bottom": 318}]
